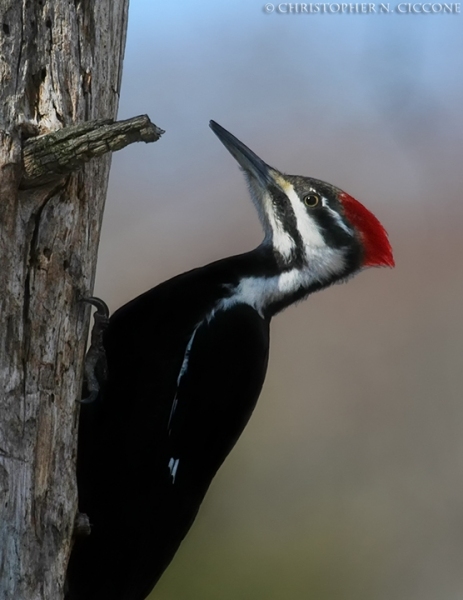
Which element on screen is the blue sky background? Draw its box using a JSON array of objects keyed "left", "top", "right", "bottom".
[{"left": 95, "top": 4, "right": 463, "bottom": 599}]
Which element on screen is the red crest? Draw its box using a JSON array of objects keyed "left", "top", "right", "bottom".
[{"left": 339, "top": 192, "right": 394, "bottom": 268}]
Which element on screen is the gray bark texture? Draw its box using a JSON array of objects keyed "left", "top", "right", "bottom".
[{"left": 0, "top": 1, "right": 133, "bottom": 598}]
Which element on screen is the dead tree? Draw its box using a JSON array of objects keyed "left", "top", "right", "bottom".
[{"left": 0, "top": 2, "right": 162, "bottom": 598}]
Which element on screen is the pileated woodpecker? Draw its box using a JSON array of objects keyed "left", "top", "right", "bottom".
[{"left": 66, "top": 122, "right": 394, "bottom": 600}]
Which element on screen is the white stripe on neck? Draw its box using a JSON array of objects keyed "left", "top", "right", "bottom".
[
  {"left": 261, "top": 191, "right": 296, "bottom": 260},
  {"left": 219, "top": 247, "right": 345, "bottom": 317},
  {"left": 247, "top": 178, "right": 296, "bottom": 261}
]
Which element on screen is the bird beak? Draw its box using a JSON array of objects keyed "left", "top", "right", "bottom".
[{"left": 209, "top": 121, "right": 274, "bottom": 188}]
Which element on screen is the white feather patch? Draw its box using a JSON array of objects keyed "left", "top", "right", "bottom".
[
  {"left": 261, "top": 190, "right": 296, "bottom": 260},
  {"left": 168, "top": 457, "right": 180, "bottom": 483},
  {"left": 218, "top": 248, "right": 345, "bottom": 317},
  {"left": 168, "top": 326, "right": 198, "bottom": 433},
  {"left": 321, "top": 197, "right": 354, "bottom": 236},
  {"left": 176, "top": 326, "right": 198, "bottom": 386},
  {"left": 246, "top": 177, "right": 296, "bottom": 260}
]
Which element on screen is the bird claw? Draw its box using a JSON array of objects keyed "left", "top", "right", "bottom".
[
  {"left": 79, "top": 296, "right": 110, "bottom": 404},
  {"left": 79, "top": 390, "right": 100, "bottom": 405},
  {"left": 80, "top": 296, "right": 110, "bottom": 318}
]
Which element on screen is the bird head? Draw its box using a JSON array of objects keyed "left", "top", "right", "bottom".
[{"left": 210, "top": 121, "right": 394, "bottom": 293}]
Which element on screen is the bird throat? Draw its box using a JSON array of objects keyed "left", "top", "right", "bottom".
[{"left": 218, "top": 250, "right": 346, "bottom": 319}]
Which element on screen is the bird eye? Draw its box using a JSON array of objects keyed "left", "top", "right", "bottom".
[{"left": 303, "top": 193, "right": 320, "bottom": 208}]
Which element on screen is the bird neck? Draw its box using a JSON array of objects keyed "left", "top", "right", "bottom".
[{"left": 208, "top": 243, "right": 348, "bottom": 319}]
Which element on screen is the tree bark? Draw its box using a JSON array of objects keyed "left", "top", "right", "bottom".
[{"left": 0, "top": 2, "right": 158, "bottom": 599}]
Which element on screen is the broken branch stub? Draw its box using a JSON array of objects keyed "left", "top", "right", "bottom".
[{"left": 21, "top": 114, "right": 164, "bottom": 189}]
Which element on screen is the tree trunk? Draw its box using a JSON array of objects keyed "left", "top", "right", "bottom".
[{"left": 0, "top": 2, "right": 137, "bottom": 598}]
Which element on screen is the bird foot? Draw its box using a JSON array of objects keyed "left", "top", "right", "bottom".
[{"left": 79, "top": 297, "right": 110, "bottom": 404}]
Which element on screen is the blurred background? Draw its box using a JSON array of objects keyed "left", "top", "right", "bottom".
[{"left": 94, "top": 2, "right": 463, "bottom": 598}]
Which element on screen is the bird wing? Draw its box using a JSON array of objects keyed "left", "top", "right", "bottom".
[{"left": 165, "top": 302, "right": 270, "bottom": 490}]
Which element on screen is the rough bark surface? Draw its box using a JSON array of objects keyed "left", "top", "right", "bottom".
[{"left": 0, "top": 1, "right": 129, "bottom": 598}]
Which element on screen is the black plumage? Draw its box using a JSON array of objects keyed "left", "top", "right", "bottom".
[
  {"left": 68, "top": 253, "right": 272, "bottom": 600},
  {"left": 66, "top": 122, "right": 393, "bottom": 600}
]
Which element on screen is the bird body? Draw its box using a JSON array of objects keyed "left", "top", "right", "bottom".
[{"left": 66, "top": 122, "right": 393, "bottom": 600}]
